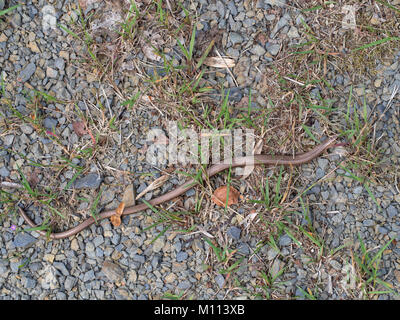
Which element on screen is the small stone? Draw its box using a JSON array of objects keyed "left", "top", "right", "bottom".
[
  {"left": 128, "top": 270, "right": 137, "bottom": 282},
  {"left": 257, "top": 0, "right": 287, "bottom": 8},
  {"left": 43, "top": 117, "right": 58, "bottom": 130},
  {"left": 227, "top": 226, "right": 241, "bottom": 240},
  {"left": 177, "top": 280, "right": 191, "bottom": 290},
  {"left": 18, "top": 62, "right": 36, "bottom": 82},
  {"left": 28, "top": 41, "right": 41, "bottom": 53},
  {"left": 71, "top": 238, "right": 79, "bottom": 251},
  {"left": 237, "top": 242, "right": 250, "bottom": 255},
  {"left": 41, "top": 265, "right": 58, "bottom": 290},
  {"left": 287, "top": 26, "right": 300, "bottom": 38},
  {"left": 0, "top": 167, "right": 10, "bottom": 177},
  {"left": 44, "top": 254, "right": 55, "bottom": 263},
  {"left": 387, "top": 205, "right": 397, "bottom": 219},
  {"left": 83, "top": 269, "right": 96, "bottom": 282},
  {"left": 354, "top": 186, "right": 363, "bottom": 194},
  {"left": 165, "top": 273, "right": 176, "bottom": 283},
  {"left": 20, "top": 124, "right": 33, "bottom": 135},
  {"left": 229, "top": 32, "right": 243, "bottom": 46},
  {"left": 251, "top": 44, "right": 266, "bottom": 56},
  {"left": 3, "top": 134, "right": 14, "bottom": 145},
  {"left": 176, "top": 251, "right": 188, "bottom": 262},
  {"left": 363, "top": 219, "right": 375, "bottom": 227},
  {"left": 46, "top": 67, "right": 58, "bottom": 78},
  {"left": 74, "top": 173, "right": 102, "bottom": 189},
  {"left": 215, "top": 274, "right": 225, "bottom": 288},
  {"left": 374, "top": 78, "right": 382, "bottom": 88},
  {"left": 329, "top": 259, "right": 342, "bottom": 271},
  {"left": 22, "top": 276, "right": 36, "bottom": 289},
  {"left": 101, "top": 261, "right": 124, "bottom": 282},
  {"left": 152, "top": 237, "right": 165, "bottom": 253},
  {"left": 59, "top": 50, "right": 69, "bottom": 61},
  {"left": 54, "top": 58, "right": 65, "bottom": 71},
  {"left": 13, "top": 233, "right": 37, "bottom": 248},
  {"left": 270, "top": 259, "right": 282, "bottom": 278},
  {"left": 279, "top": 234, "right": 292, "bottom": 246},
  {"left": 64, "top": 276, "right": 77, "bottom": 291},
  {"left": 53, "top": 262, "right": 69, "bottom": 276},
  {"left": 266, "top": 43, "right": 280, "bottom": 56}
]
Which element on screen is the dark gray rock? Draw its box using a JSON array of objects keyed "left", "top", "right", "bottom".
[
  {"left": 13, "top": 232, "right": 37, "bottom": 248},
  {"left": 279, "top": 234, "right": 292, "bottom": 247},
  {"left": 215, "top": 274, "right": 225, "bottom": 288},
  {"left": 64, "top": 276, "right": 77, "bottom": 291},
  {"left": 227, "top": 226, "right": 241, "bottom": 240},
  {"left": 176, "top": 251, "right": 188, "bottom": 262},
  {"left": 18, "top": 62, "right": 36, "bottom": 82},
  {"left": 74, "top": 173, "right": 102, "bottom": 189},
  {"left": 0, "top": 166, "right": 10, "bottom": 177},
  {"left": 387, "top": 205, "right": 398, "bottom": 219},
  {"left": 43, "top": 117, "right": 58, "bottom": 130}
]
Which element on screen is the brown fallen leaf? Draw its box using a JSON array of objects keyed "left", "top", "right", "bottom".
[
  {"left": 136, "top": 175, "right": 169, "bottom": 200},
  {"left": 110, "top": 201, "right": 125, "bottom": 227},
  {"left": 212, "top": 185, "right": 241, "bottom": 207},
  {"left": 72, "top": 121, "right": 87, "bottom": 137},
  {"left": 203, "top": 57, "right": 236, "bottom": 68}
]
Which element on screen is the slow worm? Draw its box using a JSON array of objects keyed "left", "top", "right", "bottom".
[{"left": 18, "top": 136, "right": 337, "bottom": 240}]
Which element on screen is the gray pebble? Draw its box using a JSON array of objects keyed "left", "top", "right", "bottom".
[
  {"left": 265, "top": 43, "right": 280, "bottom": 56},
  {"left": 54, "top": 57, "right": 65, "bottom": 71},
  {"left": 20, "top": 124, "right": 34, "bottom": 135},
  {"left": 13, "top": 232, "right": 37, "bottom": 248},
  {"left": 74, "top": 173, "right": 102, "bottom": 189},
  {"left": 177, "top": 280, "right": 191, "bottom": 290},
  {"left": 83, "top": 269, "right": 96, "bottom": 282},
  {"left": 22, "top": 276, "right": 36, "bottom": 289},
  {"left": 53, "top": 262, "right": 69, "bottom": 276},
  {"left": 215, "top": 274, "right": 225, "bottom": 288},
  {"left": 258, "top": 0, "right": 287, "bottom": 8},
  {"left": 378, "top": 226, "right": 388, "bottom": 234},
  {"left": 229, "top": 32, "right": 243, "bottom": 46},
  {"left": 237, "top": 242, "right": 250, "bottom": 255},
  {"left": 227, "top": 226, "right": 241, "bottom": 240},
  {"left": 185, "top": 188, "right": 196, "bottom": 197},
  {"left": 64, "top": 276, "right": 77, "bottom": 291},
  {"left": 387, "top": 205, "right": 397, "bottom": 219},
  {"left": 43, "top": 117, "right": 58, "bottom": 130},
  {"left": 279, "top": 234, "right": 292, "bottom": 247},
  {"left": 176, "top": 251, "right": 188, "bottom": 262},
  {"left": 0, "top": 166, "right": 10, "bottom": 177},
  {"left": 363, "top": 219, "right": 375, "bottom": 227},
  {"left": 18, "top": 62, "right": 36, "bottom": 82},
  {"left": 3, "top": 135, "right": 14, "bottom": 146}
]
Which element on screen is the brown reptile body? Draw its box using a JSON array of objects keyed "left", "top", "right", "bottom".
[{"left": 19, "top": 137, "right": 337, "bottom": 239}]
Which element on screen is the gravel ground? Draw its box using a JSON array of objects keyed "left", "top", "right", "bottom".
[{"left": 1, "top": 0, "right": 400, "bottom": 300}]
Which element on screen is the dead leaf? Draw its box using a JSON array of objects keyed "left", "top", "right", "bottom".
[
  {"left": 212, "top": 185, "right": 241, "bottom": 207},
  {"left": 203, "top": 57, "right": 236, "bottom": 68},
  {"left": 136, "top": 175, "right": 169, "bottom": 200},
  {"left": 110, "top": 201, "right": 125, "bottom": 227},
  {"left": 72, "top": 121, "right": 87, "bottom": 137}
]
